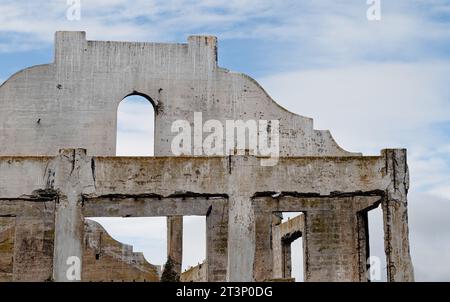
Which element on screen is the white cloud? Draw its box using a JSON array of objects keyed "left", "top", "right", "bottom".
[
  {"left": 258, "top": 62, "right": 450, "bottom": 281},
  {"left": 111, "top": 59, "right": 450, "bottom": 281},
  {"left": 2, "top": 0, "right": 448, "bottom": 281},
  {"left": 408, "top": 193, "right": 450, "bottom": 281},
  {"left": 116, "top": 96, "right": 155, "bottom": 156},
  {"left": 1, "top": 0, "right": 449, "bottom": 66}
]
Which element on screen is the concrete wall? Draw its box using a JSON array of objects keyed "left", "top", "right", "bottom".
[
  {"left": 82, "top": 219, "right": 160, "bottom": 282},
  {"left": 0, "top": 32, "right": 358, "bottom": 158},
  {"left": 181, "top": 262, "right": 207, "bottom": 282},
  {"left": 0, "top": 32, "right": 414, "bottom": 282},
  {"left": 0, "top": 149, "right": 414, "bottom": 281},
  {"left": 0, "top": 199, "right": 55, "bottom": 281},
  {"left": 272, "top": 214, "right": 304, "bottom": 280},
  {"left": 0, "top": 203, "right": 162, "bottom": 282}
]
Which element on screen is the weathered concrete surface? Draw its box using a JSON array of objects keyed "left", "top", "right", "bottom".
[
  {"left": 83, "top": 219, "right": 160, "bottom": 282},
  {"left": 382, "top": 149, "right": 415, "bottom": 282},
  {"left": 0, "top": 199, "right": 55, "bottom": 281},
  {"left": 0, "top": 32, "right": 414, "bottom": 282},
  {"left": 181, "top": 262, "right": 207, "bottom": 282},
  {"left": 167, "top": 216, "right": 183, "bottom": 275},
  {"left": 0, "top": 149, "right": 414, "bottom": 281},
  {"left": 254, "top": 196, "right": 384, "bottom": 282},
  {"left": 0, "top": 217, "right": 15, "bottom": 281},
  {"left": 272, "top": 214, "right": 304, "bottom": 279},
  {"left": 0, "top": 31, "right": 358, "bottom": 158}
]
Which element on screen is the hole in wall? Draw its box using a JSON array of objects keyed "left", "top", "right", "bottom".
[
  {"left": 367, "top": 204, "right": 387, "bottom": 282},
  {"left": 279, "top": 212, "right": 304, "bottom": 282},
  {"left": 116, "top": 94, "right": 155, "bottom": 156},
  {"left": 87, "top": 217, "right": 167, "bottom": 271},
  {"left": 182, "top": 216, "right": 206, "bottom": 272}
]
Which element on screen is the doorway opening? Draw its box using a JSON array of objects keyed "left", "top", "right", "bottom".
[
  {"left": 273, "top": 212, "right": 305, "bottom": 282},
  {"left": 367, "top": 204, "right": 387, "bottom": 282},
  {"left": 182, "top": 216, "right": 206, "bottom": 277}
]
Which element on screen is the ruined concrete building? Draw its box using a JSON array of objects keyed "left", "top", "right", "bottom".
[{"left": 0, "top": 32, "right": 414, "bottom": 282}]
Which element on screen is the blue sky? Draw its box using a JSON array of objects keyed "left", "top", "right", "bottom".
[{"left": 1, "top": 0, "right": 450, "bottom": 281}]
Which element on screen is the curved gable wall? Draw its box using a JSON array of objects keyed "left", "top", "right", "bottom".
[{"left": 0, "top": 31, "right": 359, "bottom": 157}]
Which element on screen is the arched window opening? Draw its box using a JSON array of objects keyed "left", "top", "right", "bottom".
[{"left": 116, "top": 94, "right": 155, "bottom": 156}]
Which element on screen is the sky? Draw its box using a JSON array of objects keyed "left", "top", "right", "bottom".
[{"left": 0, "top": 0, "right": 449, "bottom": 281}]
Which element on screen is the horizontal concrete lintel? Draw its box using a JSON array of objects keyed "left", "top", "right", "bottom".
[
  {"left": 1, "top": 153, "right": 391, "bottom": 200},
  {"left": 253, "top": 195, "right": 382, "bottom": 213},
  {"left": 252, "top": 190, "right": 385, "bottom": 199},
  {"left": 82, "top": 196, "right": 228, "bottom": 217}
]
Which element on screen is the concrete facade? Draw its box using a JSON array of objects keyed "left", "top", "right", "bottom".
[
  {"left": 272, "top": 214, "right": 305, "bottom": 280},
  {"left": 181, "top": 262, "right": 208, "bottom": 282},
  {"left": 0, "top": 32, "right": 414, "bottom": 282}
]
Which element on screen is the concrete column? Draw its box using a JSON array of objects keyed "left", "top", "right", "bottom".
[
  {"left": 206, "top": 202, "right": 228, "bottom": 281},
  {"left": 282, "top": 241, "right": 292, "bottom": 278},
  {"left": 272, "top": 218, "right": 283, "bottom": 279},
  {"left": 357, "top": 211, "right": 370, "bottom": 282},
  {"left": 166, "top": 216, "right": 183, "bottom": 275},
  {"left": 226, "top": 156, "right": 259, "bottom": 282},
  {"left": 52, "top": 149, "right": 95, "bottom": 282},
  {"left": 226, "top": 194, "right": 255, "bottom": 282},
  {"left": 382, "top": 149, "right": 415, "bottom": 282},
  {"left": 253, "top": 211, "right": 275, "bottom": 281}
]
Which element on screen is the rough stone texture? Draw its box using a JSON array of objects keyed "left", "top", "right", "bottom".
[
  {"left": 0, "top": 150, "right": 414, "bottom": 281},
  {"left": 0, "top": 199, "right": 55, "bottom": 281},
  {"left": 167, "top": 216, "right": 183, "bottom": 276},
  {"left": 82, "top": 219, "right": 160, "bottom": 282},
  {"left": 0, "top": 217, "right": 16, "bottom": 281},
  {"left": 0, "top": 32, "right": 359, "bottom": 158},
  {"left": 181, "top": 262, "right": 207, "bottom": 282},
  {"left": 0, "top": 32, "right": 414, "bottom": 282},
  {"left": 272, "top": 214, "right": 304, "bottom": 280}
]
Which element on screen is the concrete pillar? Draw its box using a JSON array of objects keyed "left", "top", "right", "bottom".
[
  {"left": 52, "top": 149, "right": 95, "bottom": 282},
  {"left": 272, "top": 216, "right": 283, "bottom": 279},
  {"left": 382, "top": 149, "right": 415, "bottom": 282},
  {"left": 206, "top": 202, "right": 228, "bottom": 281},
  {"left": 226, "top": 194, "right": 255, "bottom": 282},
  {"left": 357, "top": 211, "right": 370, "bottom": 282},
  {"left": 166, "top": 216, "right": 183, "bottom": 275},
  {"left": 282, "top": 241, "right": 292, "bottom": 278},
  {"left": 226, "top": 156, "right": 259, "bottom": 282},
  {"left": 253, "top": 211, "right": 275, "bottom": 281}
]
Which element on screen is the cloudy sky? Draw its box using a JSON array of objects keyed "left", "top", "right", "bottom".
[{"left": 0, "top": 0, "right": 449, "bottom": 281}]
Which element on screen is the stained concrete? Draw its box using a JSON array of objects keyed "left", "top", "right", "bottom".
[
  {"left": 0, "top": 32, "right": 414, "bottom": 282},
  {"left": 83, "top": 219, "right": 160, "bottom": 282},
  {"left": 181, "top": 262, "right": 207, "bottom": 282},
  {"left": 272, "top": 214, "right": 304, "bottom": 280}
]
